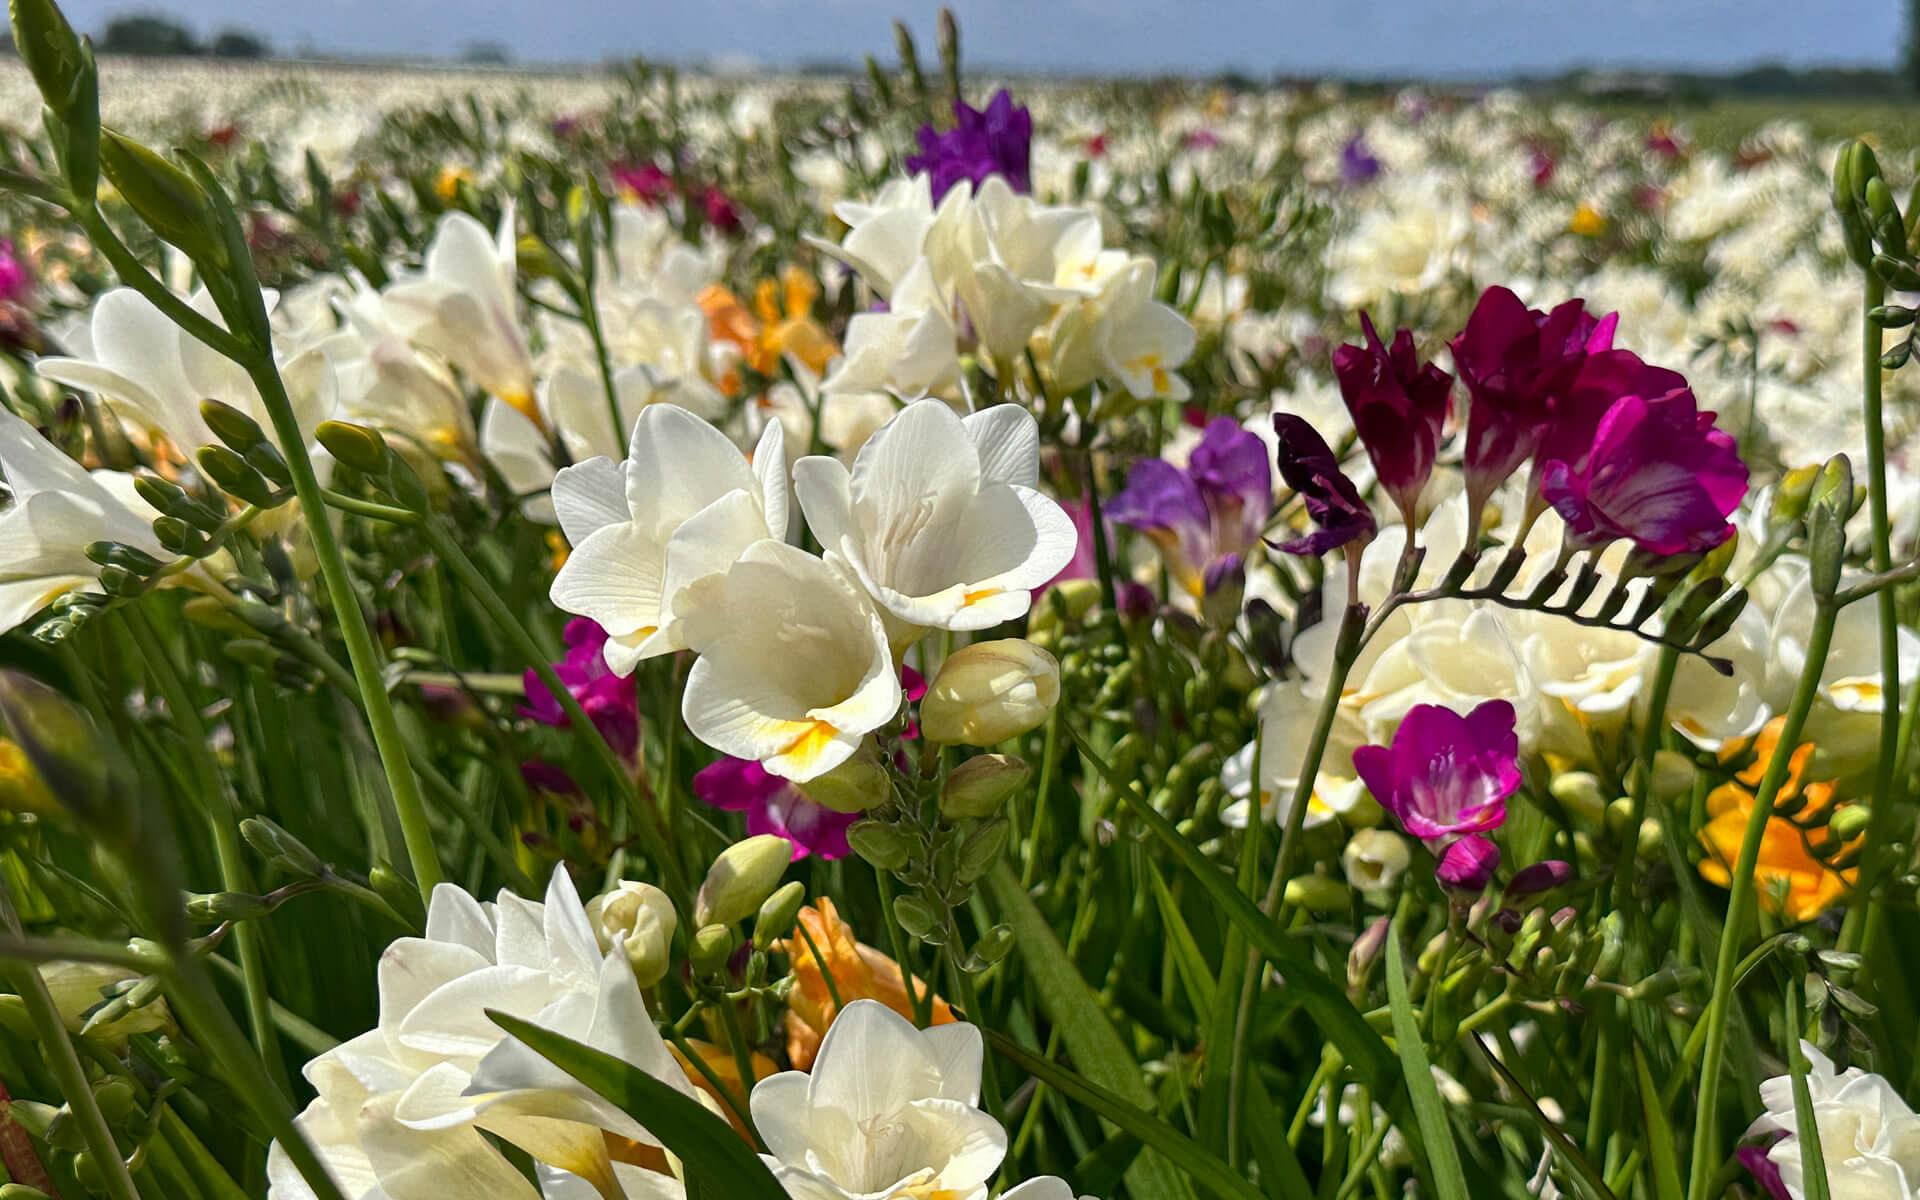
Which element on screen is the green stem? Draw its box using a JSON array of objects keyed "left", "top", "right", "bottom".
[
  {"left": 1686, "top": 597, "right": 1836, "bottom": 1199},
  {"left": 1612, "top": 646, "right": 1679, "bottom": 912},
  {"left": 1263, "top": 602, "right": 1365, "bottom": 913},
  {"left": 1786, "top": 974, "right": 1833, "bottom": 1200}
]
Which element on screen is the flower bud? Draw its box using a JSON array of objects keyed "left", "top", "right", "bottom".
[
  {"left": 695, "top": 835, "right": 792, "bottom": 928},
  {"left": 795, "top": 749, "right": 889, "bottom": 815},
  {"left": 39, "top": 962, "right": 171, "bottom": 1042},
  {"left": 941, "top": 753, "right": 1030, "bottom": 819},
  {"left": 1347, "top": 915, "right": 1390, "bottom": 997},
  {"left": 1340, "top": 828, "right": 1409, "bottom": 892},
  {"left": 240, "top": 816, "right": 325, "bottom": 878},
  {"left": 315, "top": 420, "right": 393, "bottom": 476},
  {"left": 920, "top": 639, "right": 1060, "bottom": 746},
  {"left": 1548, "top": 770, "right": 1607, "bottom": 824},
  {"left": 1435, "top": 835, "right": 1500, "bottom": 892},
  {"left": 846, "top": 820, "right": 911, "bottom": 872},
  {"left": 0, "top": 671, "right": 123, "bottom": 836},
  {"left": 9, "top": 0, "right": 87, "bottom": 118},
  {"left": 1283, "top": 873, "right": 1349, "bottom": 912},
  {"left": 1116, "top": 581, "right": 1156, "bottom": 624},
  {"left": 1200, "top": 553, "right": 1246, "bottom": 628},
  {"left": 753, "top": 881, "right": 807, "bottom": 951},
  {"left": 1505, "top": 860, "right": 1573, "bottom": 898},
  {"left": 1829, "top": 804, "right": 1872, "bottom": 842},
  {"left": 184, "top": 891, "right": 271, "bottom": 923},
  {"left": 0, "top": 1183, "right": 53, "bottom": 1200},
  {"left": 689, "top": 924, "right": 736, "bottom": 976},
  {"left": 586, "top": 881, "right": 677, "bottom": 987},
  {"left": 1808, "top": 453, "right": 1854, "bottom": 597},
  {"left": 1768, "top": 464, "right": 1819, "bottom": 530},
  {"left": 200, "top": 398, "right": 266, "bottom": 452},
  {"left": 955, "top": 818, "right": 1011, "bottom": 884},
  {"left": 98, "top": 131, "right": 228, "bottom": 271},
  {"left": 1650, "top": 750, "right": 1696, "bottom": 800},
  {"left": 0, "top": 737, "right": 57, "bottom": 817},
  {"left": 196, "top": 445, "right": 276, "bottom": 508}
]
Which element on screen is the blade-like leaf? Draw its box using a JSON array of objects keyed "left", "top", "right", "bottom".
[
  {"left": 1384, "top": 925, "right": 1469, "bottom": 1200},
  {"left": 1631, "top": 1042, "right": 1684, "bottom": 1200},
  {"left": 987, "top": 1029, "right": 1265, "bottom": 1200},
  {"left": 1474, "top": 1032, "right": 1618, "bottom": 1200},
  {"left": 485, "top": 1009, "right": 787, "bottom": 1200}
]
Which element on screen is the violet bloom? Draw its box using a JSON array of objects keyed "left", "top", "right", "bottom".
[
  {"left": 0, "top": 240, "right": 32, "bottom": 306},
  {"left": 692, "top": 757, "right": 856, "bottom": 862},
  {"left": 1109, "top": 417, "right": 1272, "bottom": 596},
  {"left": 521, "top": 618, "right": 640, "bottom": 761},
  {"left": 1541, "top": 388, "right": 1748, "bottom": 556},
  {"left": 1449, "top": 286, "right": 1616, "bottom": 510},
  {"left": 1331, "top": 313, "right": 1453, "bottom": 523},
  {"left": 1340, "top": 135, "right": 1382, "bottom": 185},
  {"left": 1352, "top": 699, "right": 1520, "bottom": 843},
  {"left": 1267, "top": 413, "right": 1376, "bottom": 557},
  {"left": 906, "top": 89, "right": 1032, "bottom": 199}
]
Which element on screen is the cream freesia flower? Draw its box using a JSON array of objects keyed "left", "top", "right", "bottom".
[
  {"left": 549, "top": 402, "right": 787, "bottom": 672},
  {"left": 267, "top": 867, "right": 693, "bottom": 1200},
  {"left": 382, "top": 204, "right": 536, "bottom": 412},
  {"left": 749, "top": 999, "right": 1004, "bottom": 1200},
  {"left": 1750, "top": 1040, "right": 1920, "bottom": 1199},
  {"left": 679, "top": 540, "right": 899, "bottom": 782},
  {"left": 793, "top": 399, "right": 1075, "bottom": 646}
]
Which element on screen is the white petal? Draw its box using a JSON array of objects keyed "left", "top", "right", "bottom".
[
  {"left": 551, "top": 457, "right": 632, "bottom": 545},
  {"left": 963, "top": 404, "right": 1040, "bottom": 489}
]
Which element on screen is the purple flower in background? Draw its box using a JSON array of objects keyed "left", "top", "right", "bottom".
[
  {"left": 1436, "top": 836, "right": 1501, "bottom": 891},
  {"left": 693, "top": 756, "right": 856, "bottom": 862},
  {"left": 1267, "top": 413, "right": 1376, "bottom": 557},
  {"left": 1736, "top": 1139, "right": 1790, "bottom": 1200},
  {"left": 1185, "top": 128, "right": 1220, "bottom": 151},
  {"left": 1541, "top": 388, "right": 1748, "bottom": 556},
  {"left": 1332, "top": 313, "right": 1453, "bottom": 523},
  {"left": 1353, "top": 700, "right": 1520, "bottom": 844},
  {"left": 1340, "top": 135, "right": 1382, "bottom": 185},
  {"left": 906, "top": 89, "right": 1032, "bottom": 199},
  {"left": 522, "top": 618, "right": 640, "bottom": 761},
  {"left": 1109, "top": 417, "right": 1271, "bottom": 596},
  {"left": 0, "top": 240, "right": 32, "bottom": 306},
  {"left": 1449, "top": 286, "right": 1617, "bottom": 510},
  {"left": 1506, "top": 859, "right": 1574, "bottom": 897}
]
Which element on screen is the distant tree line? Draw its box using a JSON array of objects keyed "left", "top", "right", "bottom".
[{"left": 79, "top": 12, "right": 271, "bottom": 58}]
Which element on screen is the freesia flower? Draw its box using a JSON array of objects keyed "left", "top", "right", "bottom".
[
  {"left": 906, "top": 89, "right": 1033, "bottom": 199},
  {"left": 679, "top": 540, "right": 900, "bottom": 781},
  {"left": 1109, "top": 416, "right": 1271, "bottom": 597},
  {"left": 1541, "top": 388, "right": 1747, "bottom": 555},
  {"left": 1749, "top": 1041, "right": 1920, "bottom": 1198},
  {"left": 692, "top": 756, "right": 857, "bottom": 861},
  {"left": 382, "top": 204, "right": 536, "bottom": 417},
  {"left": 1268, "top": 412, "right": 1377, "bottom": 557},
  {"left": 268, "top": 867, "right": 695, "bottom": 1200},
  {"left": 1331, "top": 314, "right": 1452, "bottom": 523},
  {"left": 794, "top": 399, "right": 1076, "bottom": 646},
  {"left": 750, "top": 999, "right": 1002, "bottom": 1200},
  {"left": 1435, "top": 835, "right": 1501, "bottom": 891},
  {"left": 548, "top": 403, "right": 788, "bottom": 674},
  {"left": 520, "top": 618, "right": 639, "bottom": 761},
  {"left": 781, "top": 898, "right": 953, "bottom": 1070},
  {"left": 0, "top": 239, "right": 32, "bottom": 305},
  {"left": 1340, "top": 135, "right": 1383, "bottom": 186},
  {"left": 1352, "top": 699, "right": 1520, "bottom": 844},
  {"left": 1698, "top": 716, "right": 1857, "bottom": 922}
]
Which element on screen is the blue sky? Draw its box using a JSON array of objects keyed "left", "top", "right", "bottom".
[{"left": 54, "top": 0, "right": 1908, "bottom": 75}]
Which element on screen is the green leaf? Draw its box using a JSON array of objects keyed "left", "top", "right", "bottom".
[
  {"left": 1384, "top": 924, "right": 1469, "bottom": 1200},
  {"left": 987, "top": 1030, "right": 1264, "bottom": 1200},
  {"left": 984, "top": 864, "right": 1197, "bottom": 1200},
  {"left": 1474, "top": 1031, "right": 1618, "bottom": 1200},
  {"left": 485, "top": 1009, "right": 787, "bottom": 1200},
  {"left": 1631, "top": 1042, "right": 1684, "bottom": 1200},
  {"left": 1145, "top": 859, "right": 1215, "bottom": 1013}
]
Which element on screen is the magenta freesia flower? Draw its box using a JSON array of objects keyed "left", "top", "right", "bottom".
[
  {"left": 1267, "top": 413, "right": 1376, "bottom": 557},
  {"left": 611, "top": 161, "right": 673, "bottom": 204},
  {"left": 1352, "top": 699, "right": 1520, "bottom": 843},
  {"left": 1331, "top": 314, "right": 1453, "bottom": 523},
  {"left": 1109, "top": 416, "right": 1271, "bottom": 595},
  {"left": 0, "top": 240, "right": 32, "bottom": 306},
  {"left": 906, "top": 89, "right": 1032, "bottom": 199},
  {"left": 692, "top": 757, "right": 856, "bottom": 861},
  {"left": 521, "top": 618, "right": 639, "bottom": 761},
  {"left": 1450, "top": 286, "right": 1616, "bottom": 508},
  {"left": 702, "top": 186, "right": 743, "bottom": 235},
  {"left": 1540, "top": 388, "right": 1748, "bottom": 556},
  {"left": 1436, "top": 835, "right": 1501, "bottom": 891}
]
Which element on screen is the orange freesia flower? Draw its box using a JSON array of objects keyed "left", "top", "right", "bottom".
[
  {"left": 699, "top": 268, "right": 838, "bottom": 379},
  {"left": 1568, "top": 202, "right": 1608, "bottom": 238},
  {"left": 1697, "top": 716, "right": 1858, "bottom": 922},
  {"left": 433, "top": 165, "right": 472, "bottom": 205},
  {"left": 781, "top": 897, "right": 953, "bottom": 1069}
]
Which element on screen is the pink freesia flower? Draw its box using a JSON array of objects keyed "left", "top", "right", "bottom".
[
  {"left": 521, "top": 618, "right": 640, "bottom": 761},
  {"left": 692, "top": 757, "right": 856, "bottom": 862},
  {"left": 611, "top": 161, "right": 673, "bottom": 204},
  {"left": 1540, "top": 388, "right": 1748, "bottom": 556},
  {"left": 0, "top": 240, "right": 32, "bottom": 306},
  {"left": 1436, "top": 835, "right": 1501, "bottom": 891},
  {"left": 1331, "top": 313, "right": 1453, "bottom": 523},
  {"left": 1352, "top": 699, "right": 1520, "bottom": 843}
]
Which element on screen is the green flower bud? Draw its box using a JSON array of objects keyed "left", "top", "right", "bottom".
[
  {"left": 196, "top": 445, "right": 276, "bottom": 508},
  {"left": 9, "top": 0, "right": 86, "bottom": 118},
  {"left": 1650, "top": 750, "right": 1696, "bottom": 800},
  {"left": 940, "top": 753, "right": 1029, "bottom": 819},
  {"left": 1808, "top": 453, "right": 1854, "bottom": 597},
  {"left": 695, "top": 835, "right": 791, "bottom": 928},
  {"left": 240, "top": 816, "right": 325, "bottom": 878},
  {"left": 515, "top": 234, "right": 569, "bottom": 282},
  {"left": 689, "top": 924, "right": 736, "bottom": 976},
  {"left": 891, "top": 892, "right": 940, "bottom": 941},
  {"left": 150, "top": 515, "right": 208, "bottom": 556},
  {"left": 0, "top": 1181, "right": 54, "bottom": 1199},
  {"left": 955, "top": 818, "right": 1011, "bottom": 884},
  {"left": 314, "top": 420, "right": 393, "bottom": 476},
  {"left": 893, "top": 19, "right": 925, "bottom": 96},
  {"left": 200, "top": 398, "right": 266, "bottom": 452},
  {"left": 795, "top": 749, "right": 890, "bottom": 814},
  {"left": 921, "top": 639, "right": 1060, "bottom": 746},
  {"left": 184, "top": 890, "right": 272, "bottom": 923},
  {"left": 1283, "top": 874, "right": 1349, "bottom": 913},
  {"left": 1549, "top": 770, "right": 1606, "bottom": 823},
  {"left": 970, "top": 923, "right": 1014, "bottom": 968},
  {"left": 753, "top": 880, "right": 806, "bottom": 951},
  {"left": 98, "top": 130, "right": 228, "bottom": 270},
  {"left": 369, "top": 862, "right": 426, "bottom": 929},
  {"left": 84, "top": 540, "right": 164, "bottom": 575},
  {"left": 1828, "top": 804, "right": 1872, "bottom": 842},
  {"left": 846, "top": 820, "right": 912, "bottom": 872},
  {"left": 585, "top": 880, "right": 676, "bottom": 987}
]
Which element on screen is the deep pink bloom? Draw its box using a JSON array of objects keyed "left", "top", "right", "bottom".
[
  {"left": 1736, "top": 1139, "right": 1790, "bottom": 1200},
  {"left": 693, "top": 756, "right": 855, "bottom": 861},
  {"left": 1109, "top": 417, "right": 1271, "bottom": 594},
  {"left": 1436, "top": 835, "right": 1501, "bottom": 891},
  {"left": 1331, "top": 313, "right": 1453, "bottom": 520},
  {"left": 1352, "top": 699, "right": 1520, "bottom": 843},
  {"left": 1540, "top": 388, "right": 1747, "bottom": 556},
  {"left": 1449, "top": 286, "right": 1616, "bottom": 505},
  {"left": 1042, "top": 496, "right": 1100, "bottom": 591},
  {"left": 611, "top": 161, "right": 673, "bottom": 204},
  {"left": 0, "top": 240, "right": 35, "bottom": 306},
  {"left": 521, "top": 618, "right": 640, "bottom": 761},
  {"left": 702, "top": 186, "right": 743, "bottom": 235},
  {"left": 1267, "top": 413, "right": 1375, "bottom": 557},
  {"left": 1535, "top": 348, "right": 1688, "bottom": 474}
]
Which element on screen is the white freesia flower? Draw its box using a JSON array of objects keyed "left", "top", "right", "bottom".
[
  {"left": 808, "top": 174, "right": 945, "bottom": 300},
  {"left": 382, "top": 204, "right": 536, "bottom": 411},
  {"left": 268, "top": 867, "right": 693, "bottom": 1200},
  {"left": 0, "top": 406, "right": 173, "bottom": 635},
  {"left": 319, "top": 283, "right": 476, "bottom": 457},
  {"left": 794, "top": 399, "right": 1076, "bottom": 645},
  {"left": 35, "top": 287, "right": 336, "bottom": 456},
  {"left": 819, "top": 260, "right": 962, "bottom": 405},
  {"left": 1750, "top": 1041, "right": 1920, "bottom": 1199},
  {"left": 1048, "top": 258, "right": 1194, "bottom": 401},
  {"left": 549, "top": 402, "right": 788, "bottom": 673},
  {"left": 750, "top": 999, "right": 1003, "bottom": 1200},
  {"left": 679, "top": 539, "right": 900, "bottom": 781}
]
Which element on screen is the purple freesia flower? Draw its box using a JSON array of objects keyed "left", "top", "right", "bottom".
[
  {"left": 0, "top": 240, "right": 31, "bottom": 306},
  {"left": 1352, "top": 699, "right": 1520, "bottom": 843},
  {"left": 1267, "top": 413, "right": 1376, "bottom": 557},
  {"left": 1736, "top": 1139, "right": 1790, "bottom": 1200},
  {"left": 1340, "top": 135, "right": 1383, "bottom": 185},
  {"left": 1540, "top": 388, "right": 1748, "bottom": 556},
  {"left": 1535, "top": 348, "right": 1688, "bottom": 476},
  {"left": 1450, "top": 286, "right": 1616, "bottom": 510},
  {"left": 1436, "top": 835, "right": 1501, "bottom": 891},
  {"left": 906, "top": 89, "right": 1032, "bottom": 199},
  {"left": 1332, "top": 314, "right": 1453, "bottom": 523},
  {"left": 693, "top": 757, "right": 856, "bottom": 862},
  {"left": 1109, "top": 417, "right": 1272, "bottom": 596},
  {"left": 521, "top": 618, "right": 640, "bottom": 761}
]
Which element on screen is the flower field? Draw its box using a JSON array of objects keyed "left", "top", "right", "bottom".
[{"left": 2, "top": 3, "right": 1920, "bottom": 1198}]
